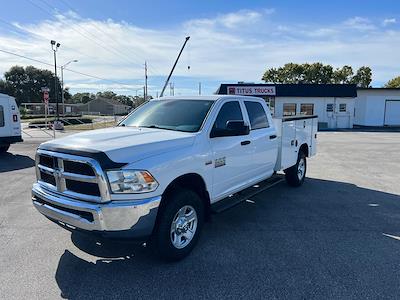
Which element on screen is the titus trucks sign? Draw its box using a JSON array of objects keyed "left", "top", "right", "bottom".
[{"left": 227, "top": 86, "right": 276, "bottom": 96}]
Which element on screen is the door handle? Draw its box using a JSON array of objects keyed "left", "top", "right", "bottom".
[
  {"left": 241, "top": 140, "right": 251, "bottom": 146},
  {"left": 269, "top": 135, "right": 277, "bottom": 140}
]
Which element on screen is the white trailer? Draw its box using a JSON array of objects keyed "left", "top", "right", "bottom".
[{"left": 0, "top": 93, "right": 22, "bottom": 153}]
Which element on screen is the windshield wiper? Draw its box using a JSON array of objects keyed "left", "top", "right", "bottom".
[{"left": 139, "top": 125, "right": 175, "bottom": 131}]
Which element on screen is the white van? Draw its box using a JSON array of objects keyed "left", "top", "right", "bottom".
[{"left": 0, "top": 93, "right": 22, "bottom": 153}]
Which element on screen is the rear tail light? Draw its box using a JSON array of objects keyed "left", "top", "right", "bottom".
[{"left": 13, "top": 115, "right": 18, "bottom": 122}]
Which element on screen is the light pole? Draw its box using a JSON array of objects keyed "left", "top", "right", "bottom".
[
  {"left": 61, "top": 59, "right": 78, "bottom": 116},
  {"left": 50, "top": 40, "right": 61, "bottom": 128}
]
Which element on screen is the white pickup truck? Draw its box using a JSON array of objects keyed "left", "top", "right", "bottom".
[{"left": 32, "top": 95, "right": 317, "bottom": 260}]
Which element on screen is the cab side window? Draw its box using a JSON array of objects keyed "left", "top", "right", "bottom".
[
  {"left": 213, "top": 101, "right": 243, "bottom": 130},
  {"left": 0, "top": 105, "right": 4, "bottom": 127},
  {"left": 244, "top": 101, "right": 269, "bottom": 130}
]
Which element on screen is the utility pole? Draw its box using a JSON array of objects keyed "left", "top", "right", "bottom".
[
  {"left": 160, "top": 36, "right": 190, "bottom": 97},
  {"left": 144, "top": 61, "right": 148, "bottom": 101},
  {"left": 199, "top": 82, "right": 201, "bottom": 95}
]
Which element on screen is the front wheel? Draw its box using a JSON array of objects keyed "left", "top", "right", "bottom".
[
  {"left": 285, "top": 152, "right": 307, "bottom": 187},
  {"left": 151, "top": 188, "right": 204, "bottom": 261}
]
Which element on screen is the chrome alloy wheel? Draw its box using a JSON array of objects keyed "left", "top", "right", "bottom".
[
  {"left": 170, "top": 205, "right": 198, "bottom": 249},
  {"left": 297, "top": 157, "right": 306, "bottom": 181}
]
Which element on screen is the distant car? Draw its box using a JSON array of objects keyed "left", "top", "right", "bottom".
[{"left": 0, "top": 93, "right": 22, "bottom": 153}]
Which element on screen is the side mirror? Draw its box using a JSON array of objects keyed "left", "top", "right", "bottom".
[
  {"left": 211, "top": 120, "right": 250, "bottom": 138},
  {"left": 226, "top": 120, "right": 250, "bottom": 135}
]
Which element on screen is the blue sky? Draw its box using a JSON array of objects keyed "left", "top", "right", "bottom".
[{"left": 0, "top": 0, "right": 399, "bottom": 96}]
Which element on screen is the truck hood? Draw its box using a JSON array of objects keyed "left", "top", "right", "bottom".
[{"left": 39, "top": 127, "right": 196, "bottom": 165}]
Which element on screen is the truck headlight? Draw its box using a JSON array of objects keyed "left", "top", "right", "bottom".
[{"left": 107, "top": 170, "right": 158, "bottom": 193}]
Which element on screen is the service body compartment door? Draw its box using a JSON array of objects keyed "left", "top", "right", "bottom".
[
  {"left": 280, "top": 120, "right": 297, "bottom": 170},
  {"left": 310, "top": 117, "right": 318, "bottom": 156},
  {"left": 295, "top": 119, "right": 312, "bottom": 151}
]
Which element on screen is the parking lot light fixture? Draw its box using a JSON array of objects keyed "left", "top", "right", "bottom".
[
  {"left": 61, "top": 60, "right": 78, "bottom": 116},
  {"left": 50, "top": 40, "right": 61, "bottom": 122}
]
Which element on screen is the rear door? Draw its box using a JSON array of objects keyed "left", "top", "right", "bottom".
[
  {"left": 0, "top": 99, "right": 11, "bottom": 137},
  {"left": 9, "top": 98, "right": 21, "bottom": 137},
  {"left": 243, "top": 100, "right": 278, "bottom": 179}
]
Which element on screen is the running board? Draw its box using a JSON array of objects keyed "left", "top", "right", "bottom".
[{"left": 211, "top": 174, "right": 285, "bottom": 213}]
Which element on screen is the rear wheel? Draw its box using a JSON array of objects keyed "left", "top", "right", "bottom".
[
  {"left": 0, "top": 144, "right": 10, "bottom": 153},
  {"left": 285, "top": 152, "right": 306, "bottom": 187},
  {"left": 151, "top": 188, "right": 204, "bottom": 261}
]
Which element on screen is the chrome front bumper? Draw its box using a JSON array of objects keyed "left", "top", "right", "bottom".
[{"left": 32, "top": 183, "right": 161, "bottom": 239}]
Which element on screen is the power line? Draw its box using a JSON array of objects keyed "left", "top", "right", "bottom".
[
  {"left": 0, "top": 48, "right": 143, "bottom": 91},
  {"left": 25, "top": 0, "right": 138, "bottom": 70},
  {"left": 57, "top": 0, "right": 164, "bottom": 76},
  {"left": 31, "top": 0, "right": 155, "bottom": 76}
]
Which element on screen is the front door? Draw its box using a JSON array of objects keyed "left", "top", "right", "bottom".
[{"left": 209, "top": 100, "right": 252, "bottom": 200}]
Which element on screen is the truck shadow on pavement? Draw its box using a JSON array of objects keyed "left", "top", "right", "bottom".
[
  {"left": 0, "top": 152, "right": 35, "bottom": 173},
  {"left": 55, "top": 178, "right": 400, "bottom": 299}
]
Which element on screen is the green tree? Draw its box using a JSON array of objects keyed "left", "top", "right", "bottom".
[
  {"left": 96, "top": 91, "right": 117, "bottom": 99},
  {"left": 262, "top": 63, "right": 372, "bottom": 87},
  {"left": 114, "top": 95, "right": 133, "bottom": 106},
  {"left": 332, "top": 65, "right": 354, "bottom": 83},
  {"left": 351, "top": 66, "right": 372, "bottom": 88},
  {"left": 70, "top": 92, "right": 95, "bottom": 104},
  {"left": 0, "top": 65, "right": 69, "bottom": 105},
  {"left": 384, "top": 75, "right": 400, "bottom": 88}
]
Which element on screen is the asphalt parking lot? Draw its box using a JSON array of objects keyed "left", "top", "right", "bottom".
[{"left": 1, "top": 131, "right": 400, "bottom": 299}]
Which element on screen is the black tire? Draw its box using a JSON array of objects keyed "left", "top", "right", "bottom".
[
  {"left": 285, "top": 151, "right": 307, "bottom": 187},
  {"left": 151, "top": 188, "right": 204, "bottom": 261},
  {"left": 0, "top": 144, "right": 10, "bottom": 153}
]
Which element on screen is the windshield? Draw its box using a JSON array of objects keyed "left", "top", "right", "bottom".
[{"left": 120, "top": 99, "right": 214, "bottom": 132}]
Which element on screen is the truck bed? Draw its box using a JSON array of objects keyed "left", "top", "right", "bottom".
[{"left": 273, "top": 115, "right": 318, "bottom": 171}]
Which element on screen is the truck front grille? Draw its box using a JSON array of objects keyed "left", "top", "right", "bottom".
[
  {"left": 36, "top": 150, "right": 110, "bottom": 202},
  {"left": 65, "top": 179, "right": 100, "bottom": 196},
  {"left": 63, "top": 160, "right": 95, "bottom": 176},
  {"left": 39, "top": 155, "right": 55, "bottom": 168},
  {"left": 40, "top": 170, "right": 56, "bottom": 186}
]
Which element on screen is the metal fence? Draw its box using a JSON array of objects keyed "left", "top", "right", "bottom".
[{"left": 21, "top": 115, "right": 122, "bottom": 141}]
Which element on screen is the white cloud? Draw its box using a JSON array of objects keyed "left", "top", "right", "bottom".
[
  {"left": 185, "top": 8, "right": 273, "bottom": 30},
  {"left": 0, "top": 10, "right": 399, "bottom": 95},
  {"left": 219, "top": 10, "right": 263, "bottom": 28},
  {"left": 382, "top": 18, "right": 396, "bottom": 26},
  {"left": 343, "top": 16, "right": 376, "bottom": 31}
]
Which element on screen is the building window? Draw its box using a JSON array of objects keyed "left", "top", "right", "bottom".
[
  {"left": 339, "top": 103, "right": 346, "bottom": 112},
  {"left": 283, "top": 103, "right": 296, "bottom": 116},
  {"left": 0, "top": 105, "right": 4, "bottom": 127},
  {"left": 244, "top": 101, "right": 269, "bottom": 130},
  {"left": 326, "top": 103, "right": 334, "bottom": 112},
  {"left": 300, "top": 103, "right": 314, "bottom": 115}
]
